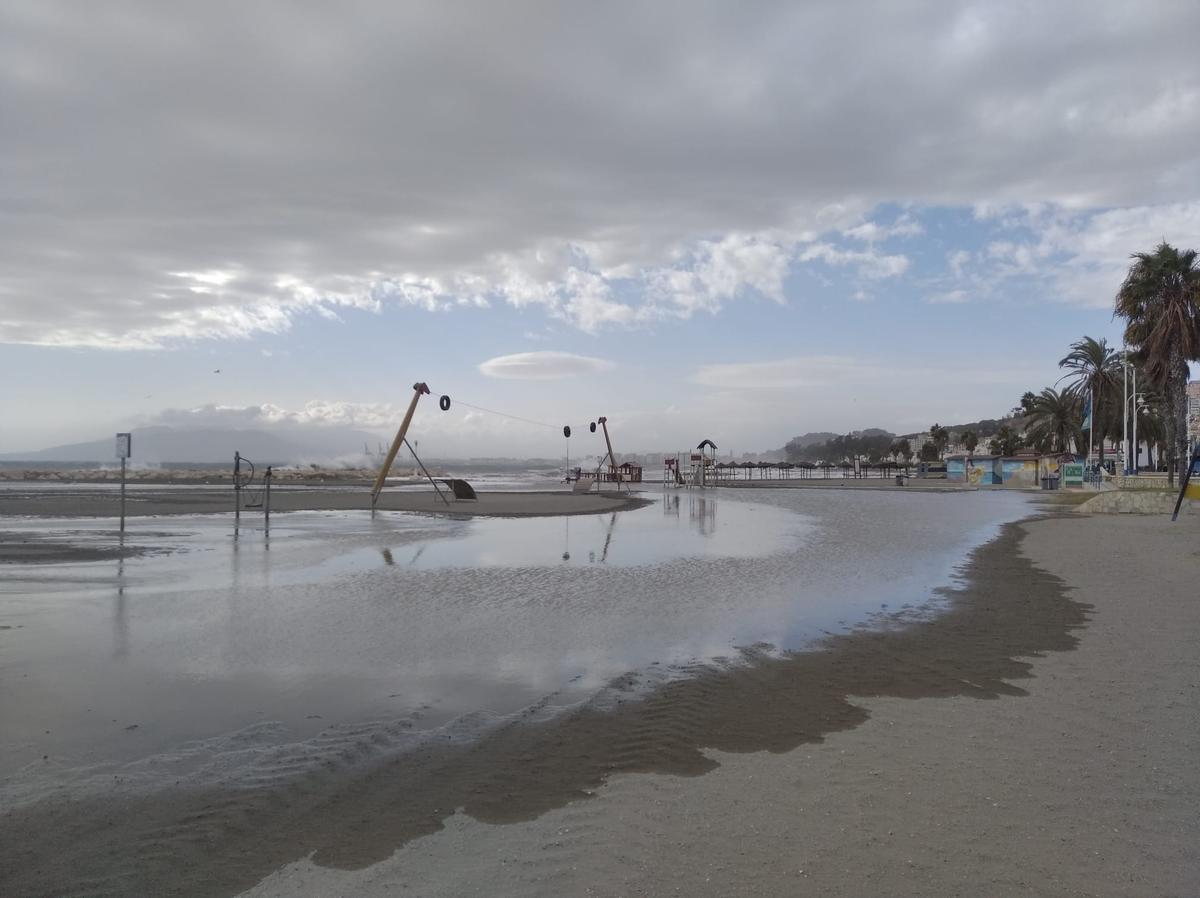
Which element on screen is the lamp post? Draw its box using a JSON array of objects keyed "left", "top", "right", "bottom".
[
  {"left": 1122, "top": 358, "right": 1129, "bottom": 474},
  {"left": 1127, "top": 391, "right": 1144, "bottom": 475},
  {"left": 1132, "top": 366, "right": 1138, "bottom": 474}
]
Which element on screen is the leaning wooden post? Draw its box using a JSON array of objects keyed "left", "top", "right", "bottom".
[
  {"left": 371, "top": 383, "right": 431, "bottom": 507},
  {"left": 597, "top": 416, "right": 625, "bottom": 491}
]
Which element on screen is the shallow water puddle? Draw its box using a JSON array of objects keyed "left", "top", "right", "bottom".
[{"left": 0, "top": 488, "right": 1030, "bottom": 784}]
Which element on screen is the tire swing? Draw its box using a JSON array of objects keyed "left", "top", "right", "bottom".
[{"left": 439, "top": 395, "right": 451, "bottom": 411}]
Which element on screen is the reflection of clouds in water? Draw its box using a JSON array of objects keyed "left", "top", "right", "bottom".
[{"left": 3, "top": 490, "right": 1033, "bottom": 781}]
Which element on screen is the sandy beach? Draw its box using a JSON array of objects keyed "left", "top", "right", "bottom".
[{"left": 1, "top": 503, "right": 1195, "bottom": 897}]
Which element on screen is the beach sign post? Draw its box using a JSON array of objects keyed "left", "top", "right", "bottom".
[{"left": 115, "top": 432, "right": 132, "bottom": 533}]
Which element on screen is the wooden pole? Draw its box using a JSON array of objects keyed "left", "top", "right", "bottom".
[
  {"left": 597, "top": 416, "right": 625, "bottom": 491},
  {"left": 371, "top": 383, "right": 431, "bottom": 506}
]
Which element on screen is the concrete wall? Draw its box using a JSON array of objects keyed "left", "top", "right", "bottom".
[{"left": 1075, "top": 490, "right": 1195, "bottom": 515}]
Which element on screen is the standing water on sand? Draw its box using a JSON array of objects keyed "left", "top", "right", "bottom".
[{"left": 0, "top": 487, "right": 1031, "bottom": 790}]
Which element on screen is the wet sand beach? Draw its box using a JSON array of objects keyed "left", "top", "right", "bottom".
[
  {"left": 0, "top": 486, "right": 650, "bottom": 522},
  {"left": 1, "top": 498, "right": 1195, "bottom": 896},
  {"left": 244, "top": 513, "right": 1199, "bottom": 898}
]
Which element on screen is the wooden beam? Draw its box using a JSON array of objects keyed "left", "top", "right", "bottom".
[{"left": 371, "top": 382, "right": 431, "bottom": 506}]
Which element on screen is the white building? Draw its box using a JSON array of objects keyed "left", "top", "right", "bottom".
[{"left": 1188, "top": 381, "right": 1200, "bottom": 444}]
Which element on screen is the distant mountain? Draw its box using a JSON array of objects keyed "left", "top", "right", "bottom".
[{"left": 0, "top": 425, "right": 383, "bottom": 464}]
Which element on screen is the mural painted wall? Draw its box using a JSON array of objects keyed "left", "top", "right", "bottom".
[
  {"left": 1000, "top": 458, "right": 1039, "bottom": 487},
  {"left": 946, "top": 457, "right": 991, "bottom": 484}
]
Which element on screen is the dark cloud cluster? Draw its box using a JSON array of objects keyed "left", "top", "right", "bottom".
[{"left": 2, "top": 1, "right": 1197, "bottom": 346}]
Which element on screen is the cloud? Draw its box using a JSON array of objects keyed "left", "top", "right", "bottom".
[
  {"left": 1, "top": 2, "right": 1198, "bottom": 347},
  {"left": 796, "top": 243, "right": 910, "bottom": 279},
  {"left": 146, "top": 401, "right": 401, "bottom": 430},
  {"left": 842, "top": 214, "right": 924, "bottom": 242},
  {"left": 690, "top": 356, "right": 1034, "bottom": 391},
  {"left": 947, "top": 249, "right": 972, "bottom": 278},
  {"left": 691, "top": 356, "right": 859, "bottom": 389},
  {"left": 478, "top": 351, "right": 615, "bottom": 380},
  {"left": 950, "top": 201, "right": 1200, "bottom": 309},
  {"left": 927, "top": 289, "right": 970, "bottom": 304}
]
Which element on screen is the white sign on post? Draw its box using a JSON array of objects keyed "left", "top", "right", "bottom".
[{"left": 115, "top": 433, "right": 132, "bottom": 459}]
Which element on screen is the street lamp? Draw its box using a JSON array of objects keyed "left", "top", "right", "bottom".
[
  {"left": 1127, "top": 390, "right": 1145, "bottom": 476},
  {"left": 1121, "top": 352, "right": 1139, "bottom": 475}
]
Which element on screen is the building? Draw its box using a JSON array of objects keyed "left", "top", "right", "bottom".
[
  {"left": 1188, "top": 380, "right": 1200, "bottom": 445},
  {"left": 945, "top": 453, "right": 1072, "bottom": 487}
]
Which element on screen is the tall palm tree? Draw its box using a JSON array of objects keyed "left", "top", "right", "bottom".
[
  {"left": 1058, "top": 336, "right": 1121, "bottom": 461},
  {"left": 961, "top": 429, "right": 979, "bottom": 455},
  {"left": 1023, "top": 388, "right": 1083, "bottom": 455},
  {"left": 929, "top": 423, "right": 949, "bottom": 458},
  {"left": 988, "top": 425, "right": 1023, "bottom": 456},
  {"left": 1114, "top": 243, "right": 1200, "bottom": 485}
]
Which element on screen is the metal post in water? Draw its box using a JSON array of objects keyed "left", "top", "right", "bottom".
[
  {"left": 115, "top": 432, "right": 131, "bottom": 534},
  {"left": 234, "top": 451, "right": 241, "bottom": 524},
  {"left": 120, "top": 456, "right": 126, "bottom": 533},
  {"left": 264, "top": 466, "right": 271, "bottom": 530}
]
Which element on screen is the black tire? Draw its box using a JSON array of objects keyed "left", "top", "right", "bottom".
[
  {"left": 439, "top": 395, "right": 451, "bottom": 411},
  {"left": 563, "top": 426, "right": 571, "bottom": 438},
  {"left": 589, "top": 422, "right": 596, "bottom": 433}
]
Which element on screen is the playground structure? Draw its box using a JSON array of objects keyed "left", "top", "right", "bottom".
[
  {"left": 368, "top": 381, "right": 633, "bottom": 506},
  {"left": 587, "top": 417, "right": 631, "bottom": 492},
  {"left": 665, "top": 440, "right": 720, "bottom": 488}
]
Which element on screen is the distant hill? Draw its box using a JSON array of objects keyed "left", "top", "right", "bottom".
[
  {"left": 787, "top": 431, "right": 838, "bottom": 448},
  {"left": 783, "top": 429, "right": 896, "bottom": 463},
  {"left": 899, "top": 417, "right": 1011, "bottom": 439},
  {"left": 0, "top": 425, "right": 382, "bottom": 464}
]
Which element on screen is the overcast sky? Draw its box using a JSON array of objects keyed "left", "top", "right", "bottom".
[{"left": 2, "top": 1, "right": 1197, "bottom": 456}]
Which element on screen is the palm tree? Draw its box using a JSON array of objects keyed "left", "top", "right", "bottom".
[
  {"left": 1022, "top": 388, "right": 1083, "bottom": 455},
  {"left": 1114, "top": 243, "right": 1200, "bottom": 485},
  {"left": 1009, "top": 392, "right": 1036, "bottom": 418},
  {"left": 889, "top": 438, "right": 912, "bottom": 466},
  {"left": 961, "top": 429, "right": 979, "bottom": 455},
  {"left": 1058, "top": 336, "right": 1121, "bottom": 461},
  {"left": 988, "top": 425, "right": 1023, "bottom": 456},
  {"left": 929, "top": 423, "right": 949, "bottom": 458}
]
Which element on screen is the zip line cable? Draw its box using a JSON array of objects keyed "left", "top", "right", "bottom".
[
  {"left": 432, "top": 392, "right": 604, "bottom": 438},
  {"left": 430, "top": 391, "right": 615, "bottom": 481},
  {"left": 447, "top": 398, "right": 560, "bottom": 430}
]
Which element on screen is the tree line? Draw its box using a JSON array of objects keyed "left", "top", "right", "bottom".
[{"left": 782, "top": 242, "right": 1200, "bottom": 483}]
